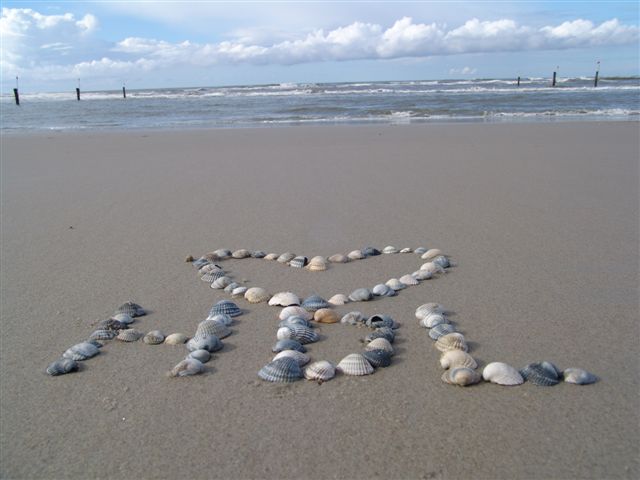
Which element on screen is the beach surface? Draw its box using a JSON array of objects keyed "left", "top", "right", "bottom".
[{"left": 1, "top": 122, "right": 638, "bottom": 479}]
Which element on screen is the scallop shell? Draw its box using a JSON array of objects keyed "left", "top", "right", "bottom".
[
  {"left": 88, "top": 329, "right": 117, "bottom": 341},
  {"left": 208, "top": 300, "right": 242, "bottom": 317},
  {"left": 385, "top": 278, "right": 406, "bottom": 291},
  {"left": 46, "top": 358, "right": 79, "bottom": 376},
  {"left": 211, "top": 276, "right": 233, "bottom": 289},
  {"left": 186, "top": 334, "right": 223, "bottom": 353},
  {"left": 268, "top": 292, "right": 300, "bottom": 307},
  {"left": 251, "top": 250, "right": 266, "bottom": 258},
  {"left": 412, "top": 270, "right": 433, "bottom": 281},
  {"left": 276, "top": 325, "right": 319, "bottom": 344},
  {"left": 482, "top": 362, "right": 524, "bottom": 386},
  {"left": 278, "top": 316, "right": 313, "bottom": 329},
  {"left": 364, "top": 337, "right": 394, "bottom": 355},
  {"left": 301, "top": 294, "right": 331, "bottom": 312},
  {"left": 142, "top": 330, "right": 165, "bottom": 345},
  {"left": 307, "top": 256, "right": 328, "bottom": 271},
  {"left": 421, "top": 248, "right": 443, "bottom": 260},
  {"left": 117, "top": 328, "right": 142, "bottom": 342},
  {"left": 314, "top": 308, "right": 338, "bottom": 324},
  {"left": 415, "top": 303, "right": 446, "bottom": 320},
  {"left": 328, "top": 294, "right": 350, "bottom": 306},
  {"left": 399, "top": 274, "right": 419, "bottom": 286},
  {"left": 348, "top": 288, "right": 372, "bottom": 302},
  {"left": 187, "top": 349, "right": 211, "bottom": 363},
  {"left": 304, "top": 360, "right": 336, "bottom": 382},
  {"left": 372, "top": 284, "right": 396, "bottom": 297},
  {"left": 213, "top": 249, "right": 232, "bottom": 259},
  {"left": 232, "top": 248, "right": 251, "bottom": 259},
  {"left": 428, "top": 323, "right": 457, "bottom": 340},
  {"left": 563, "top": 368, "right": 597, "bottom": 385},
  {"left": 277, "top": 252, "right": 296, "bottom": 264},
  {"left": 362, "top": 247, "right": 381, "bottom": 257},
  {"left": 201, "top": 270, "right": 226, "bottom": 283},
  {"left": 382, "top": 245, "right": 398, "bottom": 254},
  {"left": 420, "top": 262, "right": 444, "bottom": 275},
  {"left": 440, "top": 350, "right": 478, "bottom": 370},
  {"left": 341, "top": 311, "right": 365, "bottom": 325},
  {"left": 336, "top": 353, "right": 374, "bottom": 376},
  {"left": 328, "top": 254, "right": 349, "bottom": 263},
  {"left": 63, "top": 342, "right": 100, "bottom": 361},
  {"left": 231, "top": 286, "right": 248, "bottom": 298},
  {"left": 347, "top": 250, "right": 365, "bottom": 260},
  {"left": 264, "top": 253, "right": 279, "bottom": 261},
  {"left": 258, "top": 357, "right": 303, "bottom": 383},
  {"left": 414, "top": 247, "right": 427, "bottom": 255},
  {"left": 98, "top": 319, "right": 127, "bottom": 331},
  {"left": 272, "top": 339, "right": 307, "bottom": 353},
  {"left": 164, "top": 333, "right": 189, "bottom": 345},
  {"left": 366, "top": 314, "right": 395, "bottom": 329},
  {"left": 195, "top": 319, "right": 231, "bottom": 339},
  {"left": 442, "top": 367, "right": 481, "bottom": 386},
  {"left": 279, "top": 306, "right": 313, "bottom": 321},
  {"left": 208, "top": 313, "right": 233, "bottom": 326},
  {"left": 420, "top": 313, "right": 448, "bottom": 329},
  {"left": 399, "top": 247, "right": 412, "bottom": 253},
  {"left": 362, "top": 349, "right": 392, "bottom": 368},
  {"left": 519, "top": 362, "right": 560, "bottom": 386},
  {"left": 114, "top": 301, "right": 145, "bottom": 317},
  {"left": 432, "top": 255, "right": 450, "bottom": 268},
  {"left": 364, "top": 327, "right": 395, "bottom": 344},
  {"left": 112, "top": 313, "right": 134, "bottom": 325},
  {"left": 273, "top": 349, "right": 310, "bottom": 366},
  {"left": 435, "top": 333, "right": 468, "bottom": 353},
  {"left": 170, "top": 358, "right": 205, "bottom": 377},
  {"left": 289, "top": 256, "right": 308, "bottom": 268}
]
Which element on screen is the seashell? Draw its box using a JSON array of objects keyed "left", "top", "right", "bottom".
[
  {"left": 399, "top": 247, "right": 412, "bottom": 253},
  {"left": 399, "top": 274, "right": 419, "bottom": 286},
  {"left": 347, "top": 250, "right": 365, "bottom": 260},
  {"left": 362, "top": 247, "right": 381, "bottom": 257},
  {"left": 301, "top": 294, "right": 331, "bottom": 312},
  {"left": 268, "top": 292, "right": 300, "bottom": 307},
  {"left": 273, "top": 349, "right": 310, "bottom": 367},
  {"left": 211, "top": 276, "right": 233, "bottom": 289},
  {"left": 276, "top": 325, "right": 319, "bottom": 344},
  {"left": 251, "top": 250, "right": 266, "bottom": 258},
  {"left": 307, "top": 256, "right": 328, "bottom": 271},
  {"left": 112, "top": 313, "right": 134, "bottom": 325},
  {"left": 208, "top": 300, "right": 242, "bottom": 318},
  {"left": 364, "top": 337, "right": 394, "bottom": 355},
  {"left": 170, "top": 358, "right": 205, "bottom": 377},
  {"left": 88, "top": 329, "right": 117, "bottom": 341},
  {"left": 348, "top": 288, "right": 372, "bottom": 302},
  {"left": 412, "top": 270, "right": 433, "bottom": 281},
  {"left": 143, "top": 330, "right": 165, "bottom": 345},
  {"left": 415, "top": 303, "right": 445, "bottom": 320},
  {"left": 432, "top": 255, "right": 450, "bottom": 268},
  {"left": 482, "top": 362, "right": 524, "bottom": 386},
  {"left": 314, "top": 308, "right": 338, "bottom": 324},
  {"left": 435, "top": 333, "right": 468, "bottom": 353},
  {"left": 232, "top": 248, "right": 251, "bottom": 259},
  {"left": 199, "top": 263, "right": 222, "bottom": 275},
  {"left": 224, "top": 282, "right": 241, "bottom": 293},
  {"left": 186, "top": 334, "right": 223, "bottom": 353},
  {"left": 203, "top": 253, "right": 221, "bottom": 262},
  {"left": 420, "top": 262, "right": 444, "bottom": 275},
  {"left": 304, "top": 360, "right": 336, "bottom": 382},
  {"left": 164, "top": 333, "right": 189, "bottom": 345},
  {"left": 192, "top": 256, "right": 211, "bottom": 268},
  {"left": 341, "top": 311, "right": 365, "bottom": 325},
  {"left": 428, "top": 323, "right": 457, "bottom": 340},
  {"left": 264, "top": 253, "right": 279, "bottom": 261},
  {"left": 195, "top": 319, "right": 231, "bottom": 339},
  {"left": 362, "top": 349, "right": 392, "bottom": 368},
  {"left": 46, "top": 358, "right": 79, "bottom": 376},
  {"left": 87, "top": 339, "right": 103, "bottom": 349},
  {"left": 385, "top": 278, "right": 406, "bottom": 291},
  {"left": 364, "top": 327, "right": 395, "bottom": 344},
  {"left": 187, "top": 349, "right": 211, "bottom": 363},
  {"left": 258, "top": 357, "right": 303, "bottom": 383},
  {"left": 372, "top": 284, "right": 396, "bottom": 297},
  {"left": 382, "top": 245, "right": 398, "bottom": 254},
  {"left": 414, "top": 247, "right": 427, "bottom": 255},
  {"left": 117, "top": 328, "right": 142, "bottom": 342},
  {"left": 272, "top": 339, "right": 306, "bottom": 353},
  {"left": 277, "top": 252, "right": 296, "bottom": 264},
  {"left": 442, "top": 367, "right": 482, "bottom": 386},
  {"left": 279, "top": 316, "right": 313, "bottom": 329},
  {"left": 563, "top": 368, "right": 597, "bottom": 385},
  {"left": 289, "top": 256, "right": 308, "bottom": 268},
  {"left": 328, "top": 294, "right": 350, "bottom": 306},
  {"left": 63, "top": 342, "right": 100, "bottom": 361},
  {"left": 440, "top": 350, "right": 478, "bottom": 370},
  {"left": 185, "top": 255, "right": 195, "bottom": 263},
  {"left": 201, "top": 270, "right": 226, "bottom": 283},
  {"left": 420, "top": 313, "right": 448, "bottom": 329},
  {"left": 328, "top": 254, "right": 349, "bottom": 263},
  {"left": 279, "top": 306, "right": 313, "bottom": 321},
  {"left": 337, "top": 353, "right": 374, "bottom": 376},
  {"left": 519, "top": 362, "right": 561, "bottom": 386},
  {"left": 231, "top": 286, "right": 248, "bottom": 298},
  {"left": 366, "top": 314, "right": 395, "bottom": 329},
  {"left": 209, "top": 313, "right": 233, "bottom": 326},
  {"left": 212, "top": 249, "right": 232, "bottom": 259},
  {"left": 98, "top": 319, "right": 127, "bottom": 331},
  {"left": 114, "top": 301, "right": 145, "bottom": 317},
  {"left": 421, "top": 248, "right": 443, "bottom": 260}
]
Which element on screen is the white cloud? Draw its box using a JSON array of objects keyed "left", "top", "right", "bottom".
[{"left": 449, "top": 66, "right": 477, "bottom": 75}]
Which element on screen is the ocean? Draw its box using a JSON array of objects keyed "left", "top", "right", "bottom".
[{"left": 1, "top": 77, "right": 638, "bottom": 131}]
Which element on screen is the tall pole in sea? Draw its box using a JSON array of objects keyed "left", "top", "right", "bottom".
[
  {"left": 594, "top": 61, "right": 600, "bottom": 88},
  {"left": 13, "top": 76, "right": 20, "bottom": 106}
]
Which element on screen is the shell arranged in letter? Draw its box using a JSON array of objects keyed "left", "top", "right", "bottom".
[
  {"left": 46, "top": 358, "right": 79, "bottom": 376},
  {"left": 258, "top": 357, "right": 303, "bottom": 383},
  {"left": 563, "top": 368, "right": 597, "bottom": 385},
  {"left": 268, "top": 292, "right": 301, "bottom": 307},
  {"left": 482, "top": 362, "right": 524, "bottom": 386},
  {"left": 314, "top": 308, "right": 338, "bottom": 324},
  {"left": 170, "top": 358, "right": 204, "bottom": 377},
  {"left": 440, "top": 350, "right": 477, "bottom": 370},
  {"left": 336, "top": 353, "right": 374, "bottom": 376},
  {"left": 164, "top": 333, "right": 189, "bottom": 345},
  {"left": 304, "top": 360, "right": 336, "bottom": 382},
  {"left": 279, "top": 306, "right": 313, "bottom": 321},
  {"left": 519, "top": 361, "right": 561, "bottom": 386},
  {"left": 441, "top": 367, "right": 481, "bottom": 386}
]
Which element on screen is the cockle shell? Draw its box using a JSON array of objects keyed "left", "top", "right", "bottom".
[
  {"left": 366, "top": 314, "right": 395, "bottom": 329},
  {"left": 328, "top": 254, "right": 349, "bottom": 263},
  {"left": 307, "top": 256, "right": 328, "bottom": 271},
  {"left": 211, "top": 276, "right": 233, "bottom": 289},
  {"left": 213, "top": 249, "right": 232, "bottom": 259},
  {"left": 114, "top": 301, "right": 145, "bottom": 317},
  {"left": 420, "top": 313, "right": 448, "bottom": 329},
  {"left": 341, "top": 311, "right": 365, "bottom": 325},
  {"left": 98, "top": 319, "right": 127, "bottom": 331},
  {"left": 421, "top": 248, "right": 443, "bottom": 260},
  {"left": 170, "top": 358, "right": 205, "bottom": 377},
  {"left": 208, "top": 313, "right": 233, "bottom": 326},
  {"left": 432, "top": 255, "right": 450, "bottom": 268},
  {"left": 279, "top": 306, "right": 313, "bottom": 321},
  {"left": 88, "top": 329, "right": 117, "bottom": 341},
  {"left": 400, "top": 247, "right": 412, "bottom": 253},
  {"left": 164, "top": 333, "right": 189, "bottom": 345},
  {"left": 520, "top": 362, "right": 561, "bottom": 386},
  {"left": 362, "top": 247, "right": 381, "bottom": 257},
  {"left": 46, "top": 358, "right": 79, "bottom": 376},
  {"left": 87, "top": 339, "right": 103, "bottom": 349},
  {"left": 268, "top": 292, "right": 300, "bottom": 307},
  {"left": 272, "top": 339, "right": 306, "bottom": 353},
  {"left": 412, "top": 270, "right": 433, "bottom": 281},
  {"left": 337, "top": 353, "right": 374, "bottom": 376},
  {"left": 231, "top": 286, "right": 248, "bottom": 298},
  {"left": 428, "top": 323, "right": 457, "bottom": 340},
  {"left": 289, "top": 256, "right": 308, "bottom": 268},
  {"left": 258, "top": 357, "right": 303, "bottom": 383},
  {"left": 348, "top": 288, "right": 372, "bottom": 302},
  {"left": 276, "top": 325, "right": 319, "bottom": 344},
  {"left": 385, "top": 278, "right": 406, "bottom": 291},
  {"left": 117, "top": 329, "right": 142, "bottom": 342},
  {"left": 195, "top": 319, "right": 231, "bottom": 339},
  {"left": 328, "top": 294, "right": 350, "bottom": 306},
  {"left": 364, "top": 327, "right": 395, "bottom": 344},
  {"left": 264, "top": 253, "right": 279, "bottom": 261},
  {"left": 435, "top": 333, "right": 468, "bottom": 353},
  {"left": 347, "top": 250, "right": 365, "bottom": 260},
  {"left": 301, "top": 294, "right": 331, "bottom": 311},
  {"left": 279, "top": 316, "right": 313, "bottom": 329},
  {"left": 143, "top": 330, "right": 165, "bottom": 345},
  {"left": 414, "top": 247, "right": 427, "bottom": 255},
  {"left": 399, "top": 274, "right": 418, "bottom": 286},
  {"left": 251, "top": 250, "right": 266, "bottom": 258},
  {"left": 382, "top": 245, "right": 398, "bottom": 254},
  {"left": 314, "top": 308, "right": 338, "bottom": 324},
  {"left": 198, "top": 263, "right": 221, "bottom": 275},
  {"left": 187, "top": 349, "right": 211, "bottom": 363},
  {"left": 420, "top": 262, "right": 444, "bottom": 275},
  {"left": 304, "top": 361, "right": 336, "bottom": 382},
  {"left": 440, "top": 350, "right": 477, "bottom": 370},
  {"left": 563, "top": 368, "right": 597, "bottom": 385},
  {"left": 224, "top": 282, "right": 241, "bottom": 293},
  {"left": 273, "top": 349, "right": 310, "bottom": 366},
  {"left": 186, "top": 334, "right": 223, "bottom": 353},
  {"left": 415, "top": 303, "right": 445, "bottom": 320},
  {"left": 364, "top": 337, "right": 394, "bottom": 355},
  {"left": 63, "top": 342, "right": 100, "bottom": 361},
  {"left": 201, "top": 270, "right": 226, "bottom": 283},
  {"left": 208, "top": 300, "right": 242, "bottom": 317},
  {"left": 192, "top": 256, "right": 209, "bottom": 267},
  {"left": 277, "top": 252, "right": 296, "bottom": 264},
  {"left": 112, "top": 313, "right": 134, "bottom": 325},
  {"left": 442, "top": 367, "right": 482, "bottom": 386},
  {"left": 372, "top": 284, "right": 396, "bottom": 297},
  {"left": 482, "top": 362, "right": 524, "bottom": 386},
  {"left": 362, "top": 349, "right": 392, "bottom": 368},
  {"left": 232, "top": 248, "right": 251, "bottom": 259}
]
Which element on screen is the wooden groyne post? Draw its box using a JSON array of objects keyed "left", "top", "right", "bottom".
[
  {"left": 122, "top": 85, "right": 127, "bottom": 99},
  {"left": 552, "top": 70, "right": 557, "bottom": 87},
  {"left": 517, "top": 76, "right": 521, "bottom": 87},
  {"left": 594, "top": 61, "right": 600, "bottom": 87},
  {"left": 13, "top": 76, "right": 19, "bottom": 105},
  {"left": 76, "top": 78, "right": 81, "bottom": 101}
]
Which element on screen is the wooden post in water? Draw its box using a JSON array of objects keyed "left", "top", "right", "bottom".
[
  {"left": 122, "top": 85, "right": 127, "bottom": 99},
  {"left": 517, "top": 76, "right": 521, "bottom": 87},
  {"left": 552, "top": 70, "right": 557, "bottom": 87},
  {"left": 594, "top": 61, "right": 600, "bottom": 87},
  {"left": 76, "top": 78, "right": 81, "bottom": 101},
  {"left": 13, "top": 76, "right": 19, "bottom": 105}
]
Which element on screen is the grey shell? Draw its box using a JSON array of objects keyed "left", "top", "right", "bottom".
[
  {"left": 362, "top": 349, "right": 392, "bottom": 368},
  {"left": 195, "top": 319, "right": 231, "bottom": 339},
  {"left": 170, "top": 358, "right": 205, "bottom": 377},
  {"left": 277, "top": 325, "right": 319, "bottom": 344},
  {"left": 432, "top": 255, "right": 450, "bottom": 268},
  {"left": 114, "top": 302, "right": 145, "bottom": 317},
  {"left": 46, "top": 358, "right": 79, "bottom": 376},
  {"left": 289, "top": 256, "right": 308, "bottom": 268},
  {"left": 412, "top": 270, "right": 433, "bottom": 281},
  {"left": 192, "top": 257, "right": 210, "bottom": 268},
  {"left": 420, "top": 313, "right": 448, "bottom": 329},
  {"left": 301, "top": 295, "right": 331, "bottom": 312},
  {"left": 364, "top": 328, "right": 395, "bottom": 344},
  {"left": 348, "top": 288, "right": 373, "bottom": 302},
  {"left": 429, "top": 323, "right": 457, "bottom": 341},
  {"left": 98, "top": 319, "right": 127, "bottom": 331},
  {"left": 362, "top": 247, "right": 381, "bottom": 257},
  {"left": 232, "top": 248, "right": 251, "bottom": 259},
  {"left": 88, "top": 329, "right": 117, "bottom": 341},
  {"left": 519, "top": 361, "right": 561, "bottom": 386},
  {"left": 63, "top": 342, "right": 100, "bottom": 361},
  {"left": 213, "top": 249, "right": 232, "bottom": 258},
  {"left": 112, "top": 313, "right": 134, "bottom": 325},
  {"left": 208, "top": 313, "right": 233, "bottom": 326},
  {"left": 336, "top": 353, "right": 374, "bottom": 376},
  {"left": 211, "top": 276, "right": 233, "bottom": 289},
  {"left": 563, "top": 368, "right": 598, "bottom": 385},
  {"left": 207, "top": 300, "right": 242, "bottom": 318},
  {"left": 341, "top": 311, "right": 365, "bottom": 325},
  {"left": 200, "top": 270, "right": 226, "bottom": 283},
  {"left": 273, "top": 349, "right": 310, "bottom": 367},
  {"left": 372, "top": 284, "right": 396, "bottom": 297},
  {"left": 186, "top": 334, "right": 223, "bottom": 353},
  {"left": 414, "top": 247, "right": 427, "bottom": 254},
  {"left": 143, "top": 330, "right": 165, "bottom": 345},
  {"left": 224, "top": 282, "right": 241, "bottom": 293},
  {"left": 366, "top": 314, "right": 395, "bottom": 329},
  {"left": 272, "top": 339, "right": 307, "bottom": 353},
  {"left": 278, "top": 316, "right": 313, "bottom": 329},
  {"left": 251, "top": 250, "right": 267, "bottom": 258},
  {"left": 277, "top": 252, "right": 296, "bottom": 264},
  {"left": 187, "top": 349, "right": 211, "bottom": 363},
  {"left": 117, "top": 329, "right": 142, "bottom": 342},
  {"left": 258, "top": 357, "right": 303, "bottom": 383}
]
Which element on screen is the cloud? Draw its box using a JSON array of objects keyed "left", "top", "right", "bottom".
[{"left": 449, "top": 66, "right": 477, "bottom": 75}]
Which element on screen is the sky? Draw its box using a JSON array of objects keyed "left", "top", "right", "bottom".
[{"left": 1, "top": 1, "right": 638, "bottom": 92}]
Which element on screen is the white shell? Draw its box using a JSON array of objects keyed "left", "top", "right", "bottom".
[
  {"left": 336, "top": 354, "right": 374, "bottom": 376},
  {"left": 442, "top": 367, "right": 481, "bottom": 386},
  {"left": 399, "top": 274, "right": 418, "bottom": 286},
  {"left": 399, "top": 247, "right": 412, "bottom": 253},
  {"left": 382, "top": 245, "right": 398, "bottom": 254},
  {"left": 420, "top": 313, "right": 448, "bottom": 329},
  {"left": 273, "top": 349, "right": 310, "bottom": 366},
  {"left": 328, "top": 294, "right": 349, "bottom": 305},
  {"left": 415, "top": 303, "right": 445, "bottom": 320},
  {"left": 435, "top": 333, "right": 468, "bottom": 353},
  {"left": 164, "top": 333, "right": 189, "bottom": 345},
  {"left": 420, "top": 262, "right": 444, "bottom": 275},
  {"left": 231, "top": 286, "right": 248, "bottom": 297},
  {"left": 112, "top": 313, "right": 134, "bottom": 325},
  {"left": 340, "top": 311, "right": 365, "bottom": 325},
  {"left": 364, "top": 337, "right": 394, "bottom": 355},
  {"left": 279, "top": 306, "right": 313, "bottom": 321},
  {"left": 385, "top": 278, "right": 406, "bottom": 291},
  {"left": 307, "top": 256, "right": 328, "bottom": 271},
  {"left": 277, "top": 252, "right": 296, "bottom": 263},
  {"left": 328, "top": 254, "right": 350, "bottom": 263},
  {"left": 264, "top": 253, "right": 279, "bottom": 260},
  {"left": 244, "top": 287, "right": 271, "bottom": 304},
  {"left": 412, "top": 270, "right": 433, "bottom": 281},
  {"left": 482, "top": 362, "right": 524, "bottom": 386},
  {"left": 347, "top": 250, "right": 365, "bottom": 260},
  {"left": 268, "top": 292, "right": 300, "bottom": 307},
  {"left": 440, "top": 350, "right": 478, "bottom": 370},
  {"left": 304, "top": 360, "right": 336, "bottom": 382},
  {"left": 170, "top": 358, "right": 204, "bottom": 377},
  {"left": 211, "top": 276, "right": 233, "bottom": 289},
  {"left": 421, "top": 248, "right": 443, "bottom": 260}
]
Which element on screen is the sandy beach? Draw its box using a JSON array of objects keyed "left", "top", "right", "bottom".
[{"left": 1, "top": 122, "right": 638, "bottom": 479}]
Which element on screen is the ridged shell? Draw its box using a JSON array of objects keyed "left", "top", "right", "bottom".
[
  {"left": 385, "top": 278, "right": 406, "bottom": 291},
  {"left": 348, "top": 288, "right": 372, "bottom": 302},
  {"left": 170, "top": 358, "right": 204, "bottom": 377},
  {"left": 399, "top": 247, "right": 412, "bottom": 253},
  {"left": 264, "top": 253, "right": 279, "bottom": 260},
  {"left": 412, "top": 270, "right": 433, "bottom": 281},
  {"left": 421, "top": 248, "right": 443, "bottom": 260},
  {"left": 563, "top": 368, "right": 597, "bottom": 385},
  {"left": 279, "top": 306, "right": 313, "bottom": 321},
  {"left": 98, "top": 319, "right": 127, "bottom": 331},
  {"left": 440, "top": 350, "right": 477, "bottom": 370},
  {"left": 224, "top": 282, "right": 241, "bottom": 293},
  {"left": 289, "top": 256, "right": 308, "bottom": 268},
  {"left": 211, "top": 276, "right": 233, "bottom": 289},
  {"left": 187, "top": 349, "right": 211, "bottom": 363},
  {"left": 276, "top": 325, "right": 318, "bottom": 344},
  {"left": 164, "top": 333, "right": 189, "bottom": 345},
  {"left": 442, "top": 367, "right": 482, "bottom": 386},
  {"left": 415, "top": 303, "right": 445, "bottom": 320},
  {"left": 278, "top": 316, "right": 313, "bottom": 329},
  {"left": 114, "top": 301, "right": 145, "bottom": 317},
  {"left": 382, "top": 245, "right": 398, "bottom": 254},
  {"left": 420, "top": 313, "right": 448, "bottom": 329},
  {"left": 337, "top": 353, "right": 374, "bottom": 376},
  {"left": 112, "top": 313, "right": 134, "bottom": 325},
  {"left": 272, "top": 339, "right": 306, "bottom": 353},
  {"left": 251, "top": 250, "right": 266, "bottom": 258},
  {"left": 268, "top": 292, "right": 300, "bottom": 307},
  {"left": 307, "top": 256, "right": 328, "bottom": 271},
  {"left": 63, "top": 342, "right": 99, "bottom": 361},
  {"left": 341, "top": 311, "right": 365, "bottom": 325},
  {"left": 364, "top": 328, "right": 395, "bottom": 344},
  {"left": 366, "top": 314, "right": 395, "bottom": 329},
  {"left": 213, "top": 249, "right": 232, "bottom": 259},
  {"left": 88, "top": 329, "right": 117, "bottom": 341},
  {"left": 435, "top": 333, "right": 468, "bottom": 352},
  {"left": 208, "top": 313, "right": 233, "bottom": 326},
  {"left": 347, "top": 250, "right": 365, "bottom": 260},
  {"left": 304, "top": 361, "right": 336, "bottom": 382},
  {"left": 273, "top": 349, "right": 310, "bottom": 366},
  {"left": 429, "top": 323, "right": 457, "bottom": 340},
  {"left": 420, "top": 262, "right": 444, "bottom": 275},
  {"left": 192, "top": 256, "right": 211, "bottom": 268},
  {"left": 362, "top": 349, "right": 392, "bottom": 368},
  {"left": 186, "top": 334, "right": 223, "bottom": 353},
  {"left": 201, "top": 270, "right": 226, "bottom": 283},
  {"left": 195, "top": 319, "right": 231, "bottom": 339},
  {"left": 143, "top": 330, "right": 165, "bottom": 345},
  {"left": 414, "top": 247, "right": 427, "bottom": 255},
  {"left": 231, "top": 286, "right": 248, "bottom": 298},
  {"left": 482, "top": 362, "right": 524, "bottom": 386},
  {"left": 364, "top": 337, "right": 394, "bottom": 355},
  {"left": 258, "top": 357, "right": 303, "bottom": 383},
  {"left": 399, "top": 274, "right": 419, "bottom": 286},
  {"left": 301, "top": 295, "right": 331, "bottom": 312},
  {"left": 117, "top": 328, "right": 142, "bottom": 342},
  {"left": 372, "top": 284, "right": 396, "bottom": 297},
  {"left": 328, "top": 254, "right": 349, "bottom": 263},
  {"left": 328, "top": 294, "right": 350, "bottom": 305},
  {"left": 362, "top": 247, "right": 381, "bottom": 257},
  {"left": 432, "top": 255, "right": 450, "bottom": 268},
  {"left": 232, "top": 248, "right": 251, "bottom": 259},
  {"left": 520, "top": 362, "right": 560, "bottom": 386},
  {"left": 208, "top": 300, "right": 242, "bottom": 317},
  {"left": 46, "top": 358, "right": 79, "bottom": 376},
  {"left": 244, "top": 287, "right": 271, "bottom": 304},
  {"left": 314, "top": 308, "right": 338, "bottom": 324},
  {"left": 277, "top": 252, "right": 296, "bottom": 264},
  {"left": 198, "top": 263, "right": 220, "bottom": 275}
]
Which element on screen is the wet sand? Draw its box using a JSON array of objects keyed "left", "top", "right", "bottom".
[{"left": 1, "top": 123, "right": 638, "bottom": 479}]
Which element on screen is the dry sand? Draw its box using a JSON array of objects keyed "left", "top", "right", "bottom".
[{"left": 1, "top": 123, "right": 638, "bottom": 479}]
